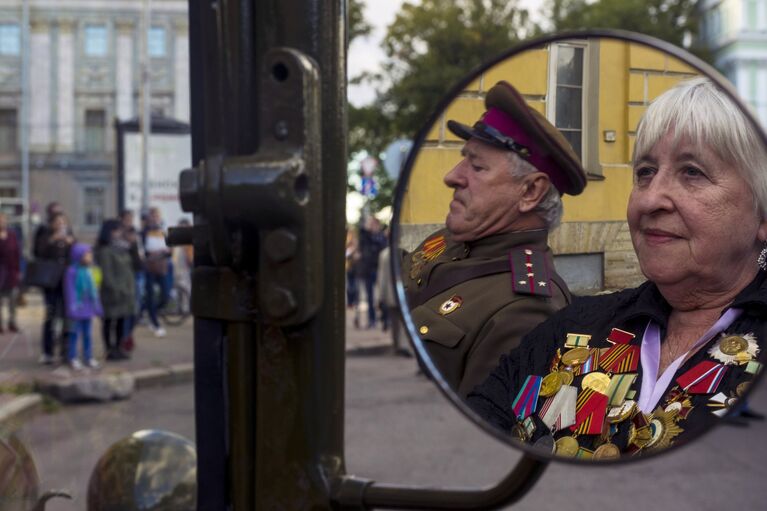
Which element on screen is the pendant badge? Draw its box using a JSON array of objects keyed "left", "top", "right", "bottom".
[
  {"left": 438, "top": 295, "right": 463, "bottom": 315},
  {"left": 708, "top": 333, "right": 759, "bottom": 365}
]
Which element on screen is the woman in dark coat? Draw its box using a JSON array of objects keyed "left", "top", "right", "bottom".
[
  {"left": 95, "top": 219, "right": 136, "bottom": 360},
  {"left": 0, "top": 212, "right": 20, "bottom": 332}
]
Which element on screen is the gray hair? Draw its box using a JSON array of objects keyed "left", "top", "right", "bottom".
[
  {"left": 633, "top": 76, "right": 767, "bottom": 218},
  {"left": 507, "top": 152, "right": 564, "bottom": 229}
]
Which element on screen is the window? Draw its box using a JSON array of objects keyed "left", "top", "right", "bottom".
[
  {"left": 84, "top": 109, "right": 106, "bottom": 153},
  {"left": 0, "top": 24, "right": 19, "bottom": 56},
  {"left": 84, "top": 25, "right": 108, "bottom": 56},
  {"left": 148, "top": 26, "right": 166, "bottom": 57},
  {"left": 548, "top": 43, "right": 585, "bottom": 159},
  {"left": 84, "top": 186, "right": 105, "bottom": 227},
  {"left": 0, "top": 109, "right": 17, "bottom": 153}
]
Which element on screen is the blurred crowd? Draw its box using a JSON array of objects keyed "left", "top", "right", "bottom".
[
  {"left": 345, "top": 215, "right": 407, "bottom": 355},
  {"left": 3, "top": 202, "right": 193, "bottom": 371}
]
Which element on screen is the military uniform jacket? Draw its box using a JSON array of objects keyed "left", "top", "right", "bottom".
[
  {"left": 403, "top": 229, "right": 570, "bottom": 397},
  {"left": 467, "top": 272, "right": 767, "bottom": 457}
]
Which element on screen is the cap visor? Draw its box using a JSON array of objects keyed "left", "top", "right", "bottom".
[{"left": 446, "top": 120, "right": 507, "bottom": 149}]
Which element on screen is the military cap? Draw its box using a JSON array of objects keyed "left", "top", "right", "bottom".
[{"left": 447, "top": 80, "right": 587, "bottom": 195}]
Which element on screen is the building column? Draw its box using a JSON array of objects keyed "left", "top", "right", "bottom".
[
  {"left": 56, "top": 19, "right": 75, "bottom": 152},
  {"left": 173, "top": 18, "right": 190, "bottom": 122},
  {"left": 116, "top": 19, "right": 134, "bottom": 121},
  {"left": 29, "top": 19, "right": 51, "bottom": 151}
]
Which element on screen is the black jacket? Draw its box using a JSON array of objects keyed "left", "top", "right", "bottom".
[{"left": 467, "top": 271, "right": 767, "bottom": 455}]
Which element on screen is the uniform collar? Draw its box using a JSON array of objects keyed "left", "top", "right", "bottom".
[{"left": 458, "top": 229, "right": 550, "bottom": 259}]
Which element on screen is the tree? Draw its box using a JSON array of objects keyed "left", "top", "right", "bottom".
[
  {"left": 544, "top": 0, "right": 712, "bottom": 62},
  {"left": 348, "top": 0, "right": 372, "bottom": 43}
]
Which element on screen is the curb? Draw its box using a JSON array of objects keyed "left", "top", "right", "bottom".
[
  {"left": 0, "top": 362, "right": 195, "bottom": 430},
  {"left": 0, "top": 393, "right": 43, "bottom": 431}
]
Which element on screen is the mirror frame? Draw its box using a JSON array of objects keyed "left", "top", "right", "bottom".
[{"left": 389, "top": 28, "right": 767, "bottom": 464}]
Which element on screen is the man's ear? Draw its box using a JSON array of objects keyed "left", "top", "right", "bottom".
[{"left": 517, "top": 173, "right": 551, "bottom": 213}]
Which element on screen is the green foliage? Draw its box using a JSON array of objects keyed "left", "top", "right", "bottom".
[
  {"left": 543, "top": 0, "right": 712, "bottom": 62},
  {"left": 378, "top": 0, "right": 530, "bottom": 138},
  {"left": 348, "top": 0, "right": 373, "bottom": 42}
]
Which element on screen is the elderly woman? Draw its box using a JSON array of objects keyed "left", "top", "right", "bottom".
[{"left": 467, "top": 77, "right": 767, "bottom": 459}]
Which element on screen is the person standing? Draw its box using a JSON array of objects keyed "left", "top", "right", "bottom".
[
  {"left": 142, "top": 207, "right": 170, "bottom": 337},
  {"left": 63, "top": 243, "right": 102, "bottom": 370},
  {"left": 95, "top": 219, "right": 135, "bottom": 360},
  {"left": 119, "top": 209, "right": 142, "bottom": 350},
  {"left": 36, "top": 212, "right": 75, "bottom": 364},
  {"left": 357, "top": 216, "right": 387, "bottom": 329},
  {"left": 0, "top": 212, "right": 20, "bottom": 333}
]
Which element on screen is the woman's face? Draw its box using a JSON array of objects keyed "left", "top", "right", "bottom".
[
  {"left": 627, "top": 131, "right": 767, "bottom": 290},
  {"left": 52, "top": 216, "right": 67, "bottom": 232}
]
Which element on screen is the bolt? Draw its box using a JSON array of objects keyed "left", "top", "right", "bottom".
[
  {"left": 265, "top": 286, "right": 297, "bottom": 319},
  {"left": 274, "top": 120, "right": 289, "bottom": 140},
  {"left": 264, "top": 229, "right": 298, "bottom": 263}
]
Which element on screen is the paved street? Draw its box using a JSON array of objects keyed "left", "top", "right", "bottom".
[{"left": 6, "top": 304, "right": 767, "bottom": 510}]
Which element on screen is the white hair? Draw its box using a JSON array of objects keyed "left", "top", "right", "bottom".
[
  {"left": 633, "top": 76, "right": 767, "bottom": 218},
  {"left": 507, "top": 152, "right": 564, "bottom": 229}
]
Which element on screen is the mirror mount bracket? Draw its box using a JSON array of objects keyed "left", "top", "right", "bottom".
[
  {"left": 173, "top": 47, "right": 323, "bottom": 327},
  {"left": 330, "top": 455, "right": 547, "bottom": 510}
]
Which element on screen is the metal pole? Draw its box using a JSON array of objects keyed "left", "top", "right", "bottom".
[
  {"left": 140, "top": 0, "right": 152, "bottom": 213},
  {"left": 20, "top": 0, "right": 29, "bottom": 246}
]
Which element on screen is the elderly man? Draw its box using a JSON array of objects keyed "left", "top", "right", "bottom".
[{"left": 402, "top": 81, "right": 587, "bottom": 397}]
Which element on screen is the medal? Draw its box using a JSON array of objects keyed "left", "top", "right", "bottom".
[
  {"left": 581, "top": 372, "right": 611, "bottom": 394},
  {"left": 511, "top": 375, "right": 543, "bottom": 420},
  {"left": 438, "top": 295, "right": 463, "bottom": 315},
  {"left": 575, "top": 447, "right": 594, "bottom": 459},
  {"left": 539, "top": 372, "right": 563, "bottom": 397},
  {"left": 607, "top": 328, "right": 635, "bottom": 345},
  {"left": 554, "top": 435, "right": 580, "bottom": 457},
  {"left": 561, "top": 347, "right": 591, "bottom": 367},
  {"left": 421, "top": 235, "right": 446, "bottom": 261},
  {"left": 593, "top": 442, "right": 621, "bottom": 460},
  {"left": 676, "top": 360, "right": 728, "bottom": 394},
  {"left": 573, "top": 348, "right": 600, "bottom": 376},
  {"left": 558, "top": 370, "right": 574, "bottom": 386},
  {"left": 707, "top": 392, "right": 732, "bottom": 417},
  {"left": 708, "top": 333, "right": 759, "bottom": 365},
  {"left": 646, "top": 407, "right": 683, "bottom": 450},
  {"left": 539, "top": 385, "right": 577, "bottom": 431},
  {"left": 607, "top": 400, "right": 637, "bottom": 423},
  {"left": 604, "top": 373, "right": 637, "bottom": 406},
  {"left": 599, "top": 344, "right": 640, "bottom": 374},
  {"left": 565, "top": 333, "right": 591, "bottom": 349},
  {"left": 571, "top": 388, "right": 609, "bottom": 436}
]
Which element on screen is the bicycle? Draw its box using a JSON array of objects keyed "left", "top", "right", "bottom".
[{"left": 160, "top": 284, "right": 191, "bottom": 326}]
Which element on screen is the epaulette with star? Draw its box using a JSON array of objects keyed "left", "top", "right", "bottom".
[{"left": 509, "top": 247, "right": 552, "bottom": 297}]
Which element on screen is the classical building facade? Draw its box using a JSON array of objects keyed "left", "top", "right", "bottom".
[
  {"left": 698, "top": 0, "right": 767, "bottom": 124},
  {"left": 0, "top": 0, "right": 188, "bottom": 239}
]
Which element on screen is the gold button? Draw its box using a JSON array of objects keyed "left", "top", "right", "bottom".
[
  {"left": 419, "top": 326, "right": 429, "bottom": 335},
  {"left": 417, "top": 278, "right": 422, "bottom": 285}
]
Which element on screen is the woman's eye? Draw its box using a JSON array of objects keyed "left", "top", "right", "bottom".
[
  {"left": 633, "top": 166, "right": 654, "bottom": 180},
  {"left": 683, "top": 165, "right": 705, "bottom": 178}
]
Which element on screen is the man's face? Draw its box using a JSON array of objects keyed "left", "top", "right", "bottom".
[{"left": 443, "top": 138, "right": 528, "bottom": 242}]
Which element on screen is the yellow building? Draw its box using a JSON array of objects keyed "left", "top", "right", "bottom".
[{"left": 399, "top": 38, "right": 699, "bottom": 292}]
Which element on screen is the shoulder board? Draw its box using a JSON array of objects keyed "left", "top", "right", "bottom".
[{"left": 509, "top": 247, "right": 552, "bottom": 297}]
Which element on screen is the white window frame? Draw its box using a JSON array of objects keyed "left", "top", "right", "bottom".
[{"left": 0, "top": 23, "right": 20, "bottom": 56}]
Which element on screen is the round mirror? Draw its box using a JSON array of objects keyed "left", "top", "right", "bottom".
[{"left": 391, "top": 29, "right": 767, "bottom": 462}]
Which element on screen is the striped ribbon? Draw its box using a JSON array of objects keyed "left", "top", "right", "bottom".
[
  {"left": 605, "top": 373, "right": 637, "bottom": 406},
  {"left": 599, "top": 344, "right": 639, "bottom": 373},
  {"left": 571, "top": 388, "right": 609, "bottom": 435},
  {"left": 512, "top": 375, "right": 543, "bottom": 420}
]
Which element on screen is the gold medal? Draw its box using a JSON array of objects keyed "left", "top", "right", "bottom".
[
  {"left": 554, "top": 435, "right": 580, "bottom": 457},
  {"left": 539, "top": 372, "right": 563, "bottom": 397},
  {"left": 646, "top": 408, "right": 683, "bottom": 450},
  {"left": 558, "top": 370, "right": 574, "bottom": 386},
  {"left": 561, "top": 347, "right": 590, "bottom": 367},
  {"left": 719, "top": 336, "right": 749, "bottom": 356},
  {"left": 709, "top": 333, "right": 760, "bottom": 365},
  {"left": 581, "top": 372, "right": 611, "bottom": 394},
  {"left": 593, "top": 442, "right": 621, "bottom": 460},
  {"left": 607, "top": 400, "right": 637, "bottom": 423}
]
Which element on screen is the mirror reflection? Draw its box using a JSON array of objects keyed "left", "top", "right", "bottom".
[{"left": 396, "top": 37, "right": 767, "bottom": 460}]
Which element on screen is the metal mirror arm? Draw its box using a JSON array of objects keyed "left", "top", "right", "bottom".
[{"left": 331, "top": 455, "right": 547, "bottom": 510}]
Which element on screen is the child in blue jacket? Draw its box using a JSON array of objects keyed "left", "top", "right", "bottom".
[{"left": 64, "top": 243, "right": 103, "bottom": 370}]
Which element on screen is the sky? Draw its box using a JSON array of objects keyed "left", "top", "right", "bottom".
[{"left": 347, "top": 0, "right": 547, "bottom": 106}]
